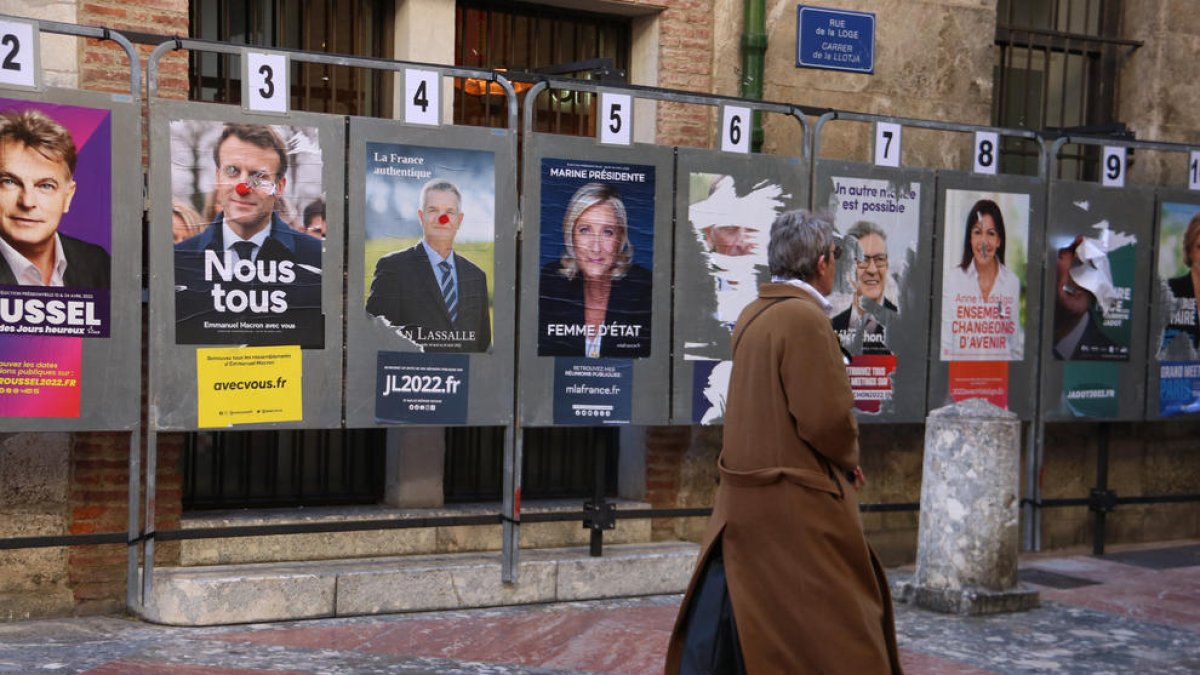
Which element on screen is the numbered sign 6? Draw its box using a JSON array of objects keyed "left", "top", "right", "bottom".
[
  {"left": 1189, "top": 151, "right": 1200, "bottom": 192},
  {"left": 0, "top": 18, "right": 39, "bottom": 90},
  {"left": 598, "top": 92, "right": 632, "bottom": 146},
  {"left": 243, "top": 51, "right": 289, "bottom": 114},
  {"left": 973, "top": 131, "right": 999, "bottom": 175},
  {"left": 721, "top": 105, "right": 751, "bottom": 154},
  {"left": 405, "top": 68, "right": 440, "bottom": 126},
  {"left": 874, "top": 122, "right": 901, "bottom": 168},
  {"left": 1101, "top": 146, "right": 1126, "bottom": 188}
]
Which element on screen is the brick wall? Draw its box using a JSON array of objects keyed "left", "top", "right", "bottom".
[{"left": 626, "top": 0, "right": 715, "bottom": 147}]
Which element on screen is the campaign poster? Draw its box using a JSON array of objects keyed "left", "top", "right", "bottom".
[
  {"left": 939, "top": 190, "right": 1030, "bottom": 361},
  {"left": 827, "top": 177, "right": 920, "bottom": 412},
  {"left": 1156, "top": 201, "right": 1200, "bottom": 359},
  {"left": 375, "top": 351, "right": 469, "bottom": 424},
  {"left": 948, "top": 361, "right": 1008, "bottom": 409},
  {"left": 0, "top": 99, "right": 112, "bottom": 339},
  {"left": 1160, "top": 361, "right": 1200, "bottom": 416},
  {"left": 0, "top": 337, "right": 81, "bottom": 417},
  {"left": 171, "top": 120, "right": 325, "bottom": 348},
  {"left": 1049, "top": 212, "right": 1135, "bottom": 361},
  {"left": 363, "top": 143, "right": 495, "bottom": 353},
  {"left": 195, "top": 346, "right": 302, "bottom": 427},
  {"left": 684, "top": 172, "right": 784, "bottom": 424},
  {"left": 538, "top": 159, "right": 655, "bottom": 359},
  {"left": 1061, "top": 361, "right": 1119, "bottom": 418},
  {"left": 553, "top": 358, "right": 632, "bottom": 424}
]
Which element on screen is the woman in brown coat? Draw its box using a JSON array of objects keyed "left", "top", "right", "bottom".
[{"left": 666, "top": 210, "right": 902, "bottom": 674}]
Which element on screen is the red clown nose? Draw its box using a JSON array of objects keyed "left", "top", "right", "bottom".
[
  {"left": 235, "top": 182, "right": 252, "bottom": 196},
  {"left": 438, "top": 214, "right": 450, "bottom": 224}
]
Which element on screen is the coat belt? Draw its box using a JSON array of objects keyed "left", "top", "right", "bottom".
[{"left": 717, "top": 454, "right": 840, "bottom": 495}]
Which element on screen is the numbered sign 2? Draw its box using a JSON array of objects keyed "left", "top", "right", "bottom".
[
  {"left": 1101, "top": 146, "right": 1126, "bottom": 188},
  {"left": 0, "top": 18, "right": 39, "bottom": 90},
  {"left": 405, "top": 69, "right": 440, "bottom": 126},
  {"left": 974, "top": 131, "right": 999, "bottom": 175},
  {"left": 1189, "top": 151, "right": 1200, "bottom": 192},
  {"left": 243, "top": 51, "right": 289, "bottom": 114},
  {"left": 874, "top": 122, "right": 901, "bottom": 168},
  {"left": 598, "top": 92, "right": 632, "bottom": 146},
  {"left": 721, "top": 105, "right": 751, "bottom": 154}
]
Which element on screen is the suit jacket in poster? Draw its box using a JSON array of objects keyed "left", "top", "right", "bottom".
[
  {"left": 0, "top": 233, "right": 111, "bottom": 288},
  {"left": 365, "top": 243, "right": 491, "bottom": 353},
  {"left": 174, "top": 212, "right": 324, "bottom": 347},
  {"left": 665, "top": 284, "right": 902, "bottom": 674}
]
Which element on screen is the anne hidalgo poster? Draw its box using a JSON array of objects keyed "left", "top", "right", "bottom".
[
  {"left": 538, "top": 158, "right": 655, "bottom": 424},
  {"left": 171, "top": 120, "right": 325, "bottom": 348},
  {"left": 1157, "top": 201, "right": 1200, "bottom": 415},
  {"left": 0, "top": 99, "right": 113, "bottom": 418}
]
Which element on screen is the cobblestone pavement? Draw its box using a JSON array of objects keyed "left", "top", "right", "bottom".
[{"left": 0, "top": 542, "right": 1197, "bottom": 674}]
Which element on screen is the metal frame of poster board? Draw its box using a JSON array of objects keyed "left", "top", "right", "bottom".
[
  {"left": 0, "top": 16, "right": 147, "bottom": 612},
  {"left": 672, "top": 145, "right": 811, "bottom": 426}
]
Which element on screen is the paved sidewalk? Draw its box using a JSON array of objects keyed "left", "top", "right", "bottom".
[{"left": 0, "top": 541, "right": 1197, "bottom": 674}]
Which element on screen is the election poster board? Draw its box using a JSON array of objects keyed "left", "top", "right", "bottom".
[
  {"left": 1040, "top": 179, "right": 1151, "bottom": 421},
  {"left": 344, "top": 117, "right": 517, "bottom": 427},
  {"left": 1147, "top": 190, "right": 1200, "bottom": 419},
  {"left": 929, "top": 172, "right": 1044, "bottom": 420},
  {"left": 148, "top": 101, "right": 344, "bottom": 430},
  {"left": 671, "top": 148, "right": 808, "bottom": 425},
  {"left": 518, "top": 134, "right": 672, "bottom": 426},
  {"left": 0, "top": 89, "right": 141, "bottom": 431},
  {"left": 813, "top": 161, "right": 935, "bottom": 423}
]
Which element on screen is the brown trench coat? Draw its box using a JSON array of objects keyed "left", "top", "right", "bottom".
[{"left": 665, "top": 284, "right": 902, "bottom": 674}]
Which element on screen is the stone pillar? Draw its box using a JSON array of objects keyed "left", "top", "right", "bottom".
[{"left": 908, "top": 399, "right": 1039, "bottom": 614}]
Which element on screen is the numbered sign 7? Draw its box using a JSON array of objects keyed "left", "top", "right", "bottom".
[
  {"left": 0, "top": 19, "right": 39, "bottom": 90},
  {"left": 243, "top": 51, "right": 289, "bottom": 114},
  {"left": 874, "top": 122, "right": 901, "bottom": 168}
]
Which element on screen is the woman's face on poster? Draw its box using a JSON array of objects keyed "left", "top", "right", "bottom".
[
  {"left": 1187, "top": 235, "right": 1200, "bottom": 271},
  {"left": 970, "top": 213, "right": 1001, "bottom": 268},
  {"left": 572, "top": 202, "right": 623, "bottom": 281}
]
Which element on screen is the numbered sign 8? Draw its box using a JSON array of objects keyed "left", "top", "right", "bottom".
[
  {"left": 1189, "top": 151, "right": 1200, "bottom": 192},
  {"left": 973, "top": 131, "right": 999, "bottom": 175},
  {"left": 874, "top": 122, "right": 901, "bottom": 168},
  {"left": 0, "top": 19, "right": 39, "bottom": 90},
  {"left": 1101, "top": 146, "right": 1126, "bottom": 188},
  {"left": 405, "top": 69, "right": 440, "bottom": 126},
  {"left": 598, "top": 92, "right": 632, "bottom": 146},
  {"left": 243, "top": 51, "right": 289, "bottom": 114},
  {"left": 721, "top": 105, "right": 751, "bottom": 154}
]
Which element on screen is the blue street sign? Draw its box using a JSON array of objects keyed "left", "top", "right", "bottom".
[{"left": 796, "top": 5, "right": 875, "bottom": 74}]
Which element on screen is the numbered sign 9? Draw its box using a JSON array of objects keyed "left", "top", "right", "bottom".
[
  {"left": 1189, "top": 151, "right": 1200, "bottom": 192},
  {"left": 0, "top": 18, "right": 39, "bottom": 90},
  {"left": 243, "top": 51, "right": 289, "bottom": 114},
  {"left": 874, "top": 122, "right": 901, "bottom": 168},
  {"left": 721, "top": 105, "right": 751, "bottom": 154},
  {"left": 598, "top": 92, "right": 632, "bottom": 146},
  {"left": 1101, "top": 146, "right": 1126, "bottom": 188},
  {"left": 404, "top": 68, "right": 440, "bottom": 126},
  {"left": 973, "top": 131, "right": 999, "bottom": 175}
]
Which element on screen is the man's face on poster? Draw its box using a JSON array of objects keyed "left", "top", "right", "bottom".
[
  {"left": 854, "top": 233, "right": 888, "bottom": 304},
  {"left": 705, "top": 224, "right": 757, "bottom": 257},
  {"left": 214, "top": 135, "right": 284, "bottom": 236},
  {"left": 0, "top": 139, "right": 76, "bottom": 254},
  {"left": 1056, "top": 239, "right": 1092, "bottom": 319},
  {"left": 418, "top": 188, "right": 463, "bottom": 251}
]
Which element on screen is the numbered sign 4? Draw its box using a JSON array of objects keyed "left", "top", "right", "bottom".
[
  {"left": 874, "top": 122, "right": 901, "bottom": 168},
  {"left": 598, "top": 92, "right": 632, "bottom": 146},
  {"left": 1102, "top": 146, "right": 1126, "bottom": 188},
  {"left": 405, "top": 68, "right": 441, "bottom": 126},
  {"left": 243, "top": 51, "right": 289, "bottom": 114},
  {"left": 721, "top": 105, "right": 751, "bottom": 154},
  {"left": 0, "top": 18, "right": 39, "bottom": 90},
  {"left": 974, "top": 131, "right": 999, "bottom": 175}
]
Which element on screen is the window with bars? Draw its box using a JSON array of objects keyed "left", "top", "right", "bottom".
[{"left": 993, "top": 0, "right": 1141, "bottom": 177}]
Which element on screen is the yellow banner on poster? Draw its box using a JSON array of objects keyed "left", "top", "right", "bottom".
[{"left": 196, "top": 346, "right": 302, "bottom": 428}]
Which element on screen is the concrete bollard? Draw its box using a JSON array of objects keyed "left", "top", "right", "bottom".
[{"left": 905, "top": 398, "right": 1040, "bottom": 615}]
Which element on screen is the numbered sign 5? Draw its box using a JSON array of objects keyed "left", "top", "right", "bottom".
[
  {"left": 974, "top": 131, "right": 999, "bottom": 175},
  {"left": 1101, "top": 146, "right": 1126, "bottom": 188},
  {"left": 1189, "top": 151, "right": 1200, "bottom": 192},
  {"left": 874, "top": 122, "right": 901, "bottom": 168},
  {"left": 405, "top": 69, "right": 441, "bottom": 126},
  {"left": 598, "top": 92, "right": 632, "bottom": 146},
  {"left": 243, "top": 51, "right": 289, "bottom": 114},
  {"left": 721, "top": 105, "right": 751, "bottom": 154},
  {"left": 0, "top": 18, "right": 39, "bottom": 90}
]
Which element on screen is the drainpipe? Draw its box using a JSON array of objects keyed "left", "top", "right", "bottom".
[{"left": 741, "top": 0, "right": 767, "bottom": 151}]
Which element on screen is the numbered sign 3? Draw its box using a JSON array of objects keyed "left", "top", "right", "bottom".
[
  {"left": 874, "top": 122, "right": 901, "bottom": 168},
  {"left": 1102, "top": 146, "right": 1126, "bottom": 188},
  {"left": 243, "top": 51, "right": 289, "bottom": 114},
  {"left": 405, "top": 68, "right": 440, "bottom": 126},
  {"left": 721, "top": 105, "right": 751, "bottom": 154},
  {"left": 0, "top": 18, "right": 39, "bottom": 90},
  {"left": 974, "top": 131, "right": 999, "bottom": 175},
  {"left": 598, "top": 92, "right": 632, "bottom": 146}
]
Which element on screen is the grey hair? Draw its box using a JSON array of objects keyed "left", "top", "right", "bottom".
[
  {"left": 846, "top": 219, "right": 887, "bottom": 242},
  {"left": 559, "top": 182, "right": 633, "bottom": 281},
  {"left": 420, "top": 178, "right": 462, "bottom": 211},
  {"left": 768, "top": 209, "right": 834, "bottom": 281}
]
